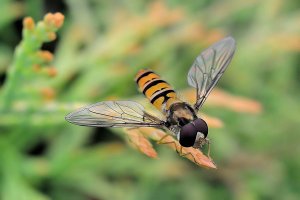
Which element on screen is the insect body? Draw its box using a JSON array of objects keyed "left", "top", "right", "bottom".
[
  {"left": 66, "top": 37, "right": 236, "bottom": 156},
  {"left": 135, "top": 69, "right": 208, "bottom": 148}
]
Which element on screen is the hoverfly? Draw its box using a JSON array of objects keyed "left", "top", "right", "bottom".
[{"left": 66, "top": 37, "right": 236, "bottom": 159}]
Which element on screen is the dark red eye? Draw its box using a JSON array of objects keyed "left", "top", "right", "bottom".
[
  {"left": 179, "top": 118, "right": 208, "bottom": 147},
  {"left": 179, "top": 123, "right": 197, "bottom": 147},
  {"left": 194, "top": 118, "right": 208, "bottom": 137}
]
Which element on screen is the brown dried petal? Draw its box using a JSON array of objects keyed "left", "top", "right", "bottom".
[
  {"left": 201, "top": 114, "right": 224, "bottom": 128},
  {"left": 208, "top": 89, "right": 262, "bottom": 113},
  {"left": 123, "top": 128, "right": 158, "bottom": 158},
  {"left": 181, "top": 88, "right": 262, "bottom": 114},
  {"left": 148, "top": 1, "right": 183, "bottom": 26},
  {"left": 138, "top": 127, "right": 217, "bottom": 169}
]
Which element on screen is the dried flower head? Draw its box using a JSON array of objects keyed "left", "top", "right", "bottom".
[
  {"left": 127, "top": 127, "right": 217, "bottom": 169},
  {"left": 124, "top": 128, "right": 158, "bottom": 158}
]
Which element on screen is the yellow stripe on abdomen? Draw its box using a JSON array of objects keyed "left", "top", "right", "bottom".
[{"left": 135, "top": 69, "right": 179, "bottom": 112}]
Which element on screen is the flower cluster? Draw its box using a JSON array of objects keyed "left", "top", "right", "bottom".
[{"left": 1, "top": 13, "right": 64, "bottom": 110}]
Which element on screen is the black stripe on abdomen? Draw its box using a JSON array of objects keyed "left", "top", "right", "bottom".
[
  {"left": 136, "top": 70, "right": 154, "bottom": 84},
  {"left": 142, "top": 79, "right": 167, "bottom": 95},
  {"left": 150, "top": 89, "right": 176, "bottom": 104}
]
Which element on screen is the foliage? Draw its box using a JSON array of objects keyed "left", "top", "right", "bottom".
[{"left": 0, "top": 0, "right": 300, "bottom": 200}]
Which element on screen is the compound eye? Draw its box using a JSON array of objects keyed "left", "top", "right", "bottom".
[
  {"left": 179, "top": 123, "right": 197, "bottom": 147},
  {"left": 193, "top": 118, "right": 208, "bottom": 137}
]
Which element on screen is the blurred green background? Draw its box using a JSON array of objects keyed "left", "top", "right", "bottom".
[{"left": 0, "top": 0, "right": 300, "bottom": 200}]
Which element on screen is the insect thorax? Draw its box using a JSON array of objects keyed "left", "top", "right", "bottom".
[{"left": 166, "top": 102, "right": 197, "bottom": 127}]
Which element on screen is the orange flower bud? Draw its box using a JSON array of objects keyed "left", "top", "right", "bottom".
[
  {"left": 46, "top": 67, "right": 57, "bottom": 77},
  {"left": 33, "top": 64, "right": 41, "bottom": 72},
  {"left": 44, "top": 13, "right": 54, "bottom": 25},
  {"left": 41, "top": 87, "right": 56, "bottom": 100},
  {"left": 37, "top": 50, "right": 53, "bottom": 62},
  {"left": 23, "top": 17, "right": 35, "bottom": 30},
  {"left": 47, "top": 32, "right": 56, "bottom": 41},
  {"left": 44, "top": 12, "right": 64, "bottom": 28},
  {"left": 53, "top": 12, "right": 64, "bottom": 28}
]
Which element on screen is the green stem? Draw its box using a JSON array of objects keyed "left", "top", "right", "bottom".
[{"left": 1, "top": 48, "right": 23, "bottom": 111}]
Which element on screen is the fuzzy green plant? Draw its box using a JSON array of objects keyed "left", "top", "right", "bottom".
[
  {"left": 0, "top": 12, "right": 64, "bottom": 200},
  {"left": 1, "top": 12, "right": 63, "bottom": 111}
]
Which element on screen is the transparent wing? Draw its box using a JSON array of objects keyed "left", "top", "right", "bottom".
[
  {"left": 188, "top": 37, "right": 236, "bottom": 111},
  {"left": 65, "top": 101, "right": 165, "bottom": 128}
]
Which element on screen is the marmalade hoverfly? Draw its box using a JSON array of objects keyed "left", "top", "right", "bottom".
[{"left": 66, "top": 37, "right": 236, "bottom": 158}]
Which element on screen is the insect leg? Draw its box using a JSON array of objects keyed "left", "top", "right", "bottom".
[
  {"left": 207, "top": 138, "right": 211, "bottom": 159},
  {"left": 169, "top": 143, "right": 203, "bottom": 166},
  {"left": 158, "top": 138, "right": 196, "bottom": 161},
  {"left": 178, "top": 149, "right": 200, "bottom": 165},
  {"left": 157, "top": 138, "right": 181, "bottom": 154},
  {"left": 156, "top": 134, "right": 170, "bottom": 144}
]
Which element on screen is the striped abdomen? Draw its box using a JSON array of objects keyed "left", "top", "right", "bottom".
[{"left": 135, "top": 69, "right": 179, "bottom": 112}]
